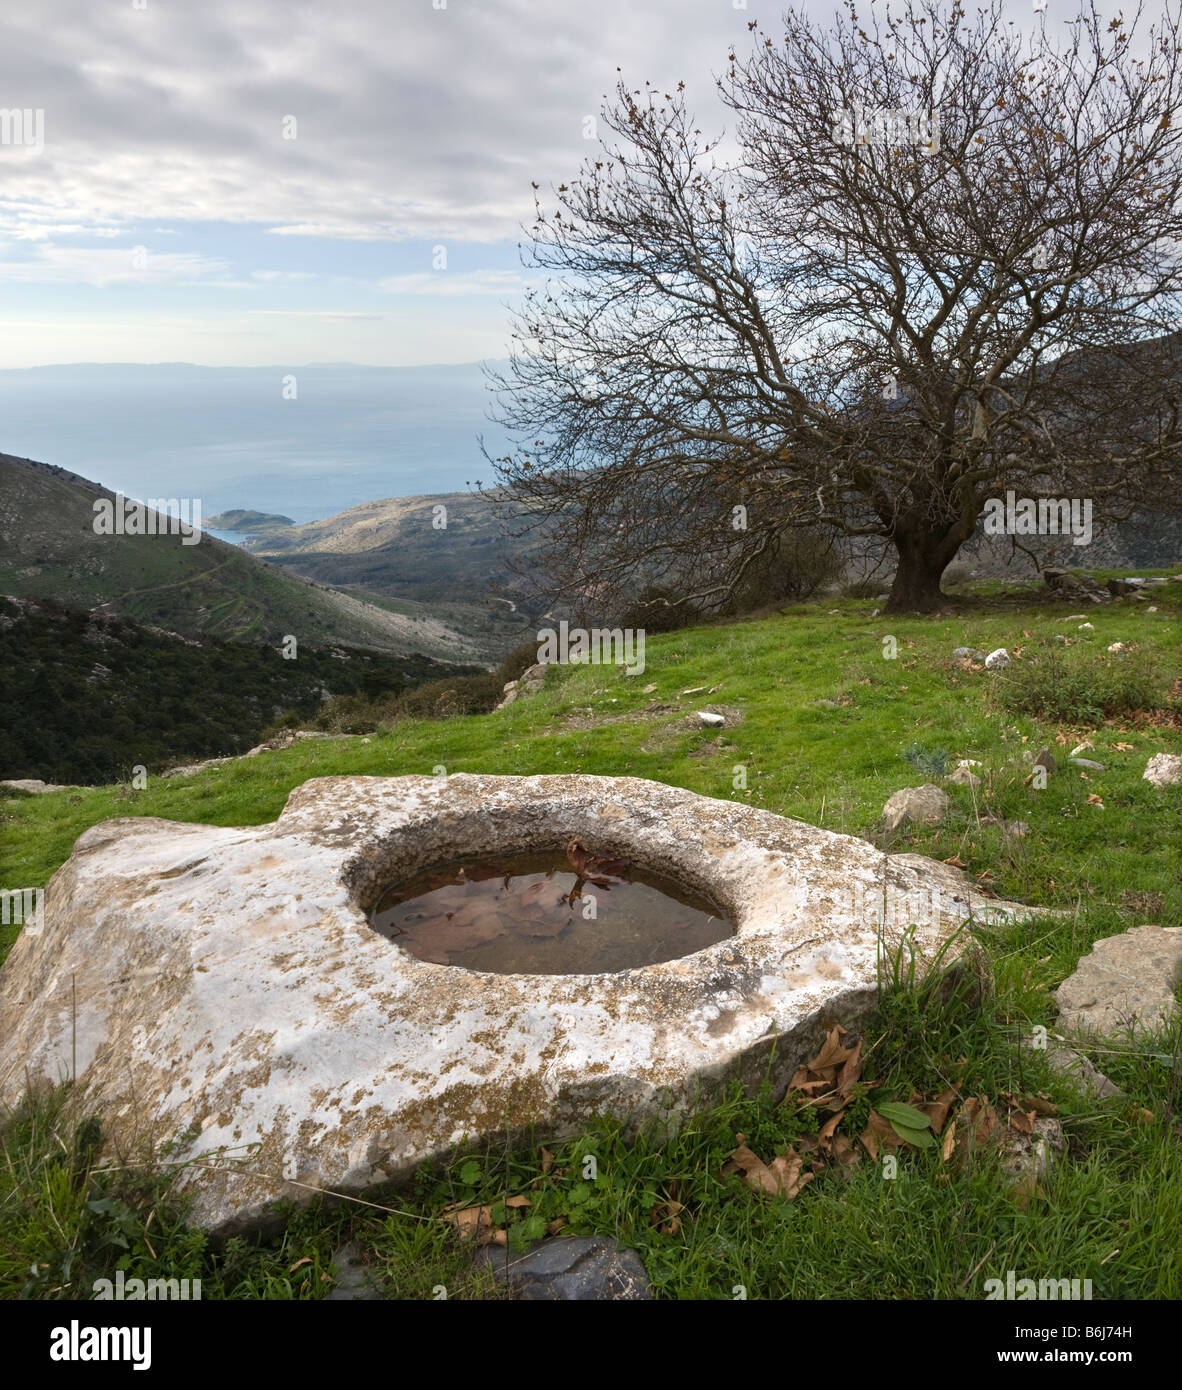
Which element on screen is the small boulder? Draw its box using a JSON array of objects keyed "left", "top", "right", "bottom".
[
  {"left": 1032, "top": 747, "right": 1057, "bottom": 775},
  {"left": 1069, "top": 757, "right": 1105, "bottom": 771},
  {"left": 1143, "top": 753, "right": 1182, "bottom": 788},
  {"left": 1055, "top": 925, "right": 1182, "bottom": 1036},
  {"left": 984, "top": 648, "right": 1010, "bottom": 670},
  {"left": 952, "top": 646, "right": 986, "bottom": 661},
  {"left": 698, "top": 710, "right": 726, "bottom": 728},
  {"left": 477, "top": 1236, "right": 652, "bottom": 1301},
  {"left": 883, "top": 783, "right": 949, "bottom": 832},
  {"left": 947, "top": 766, "right": 981, "bottom": 789}
]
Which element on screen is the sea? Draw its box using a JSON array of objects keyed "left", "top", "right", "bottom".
[{"left": 0, "top": 362, "right": 512, "bottom": 527}]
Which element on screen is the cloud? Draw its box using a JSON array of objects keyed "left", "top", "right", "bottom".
[
  {"left": 0, "top": 245, "right": 234, "bottom": 286},
  {"left": 378, "top": 270, "right": 538, "bottom": 297}
]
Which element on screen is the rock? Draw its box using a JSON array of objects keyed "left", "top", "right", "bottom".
[
  {"left": 1065, "top": 614, "right": 1087, "bottom": 620},
  {"left": 0, "top": 773, "right": 1041, "bottom": 1234},
  {"left": 984, "top": 648, "right": 1010, "bottom": 670},
  {"left": 642, "top": 683, "right": 657, "bottom": 694},
  {"left": 1043, "top": 568, "right": 1076, "bottom": 589},
  {"left": 1055, "top": 925, "right": 1182, "bottom": 1036},
  {"left": 980, "top": 817, "right": 1030, "bottom": 838},
  {"left": 1068, "top": 758, "right": 1105, "bottom": 771},
  {"left": 1000, "top": 1116, "right": 1065, "bottom": 1191},
  {"left": 946, "top": 766, "right": 981, "bottom": 789},
  {"left": 1107, "top": 578, "right": 1134, "bottom": 597},
  {"left": 698, "top": 711, "right": 725, "bottom": 727},
  {"left": 1078, "top": 622, "right": 1094, "bottom": 630},
  {"left": 502, "top": 680, "right": 519, "bottom": 693},
  {"left": 882, "top": 783, "right": 949, "bottom": 832},
  {"left": 681, "top": 686, "right": 708, "bottom": 696},
  {"left": 1107, "top": 642, "right": 1127, "bottom": 653},
  {"left": 1069, "top": 742, "right": 1093, "bottom": 757},
  {"left": 1143, "top": 753, "right": 1182, "bottom": 788},
  {"left": 0, "top": 779, "right": 71, "bottom": 795},
  {"left": 476, "top": 1236, "right": 651, "bottom": 1301},
  {"left": 1032, "top": 747, "right": 1057, "bottom": 775},
  {"left": 1051, "top": 634, "right": 1067, "bottom": 644},
  {"left": 324, "top": 1242, "right": 382, "bottom": 1301},
  {"left": 951, "top": 647, "right": 986, "bottom": 661},
  {"left": 1038, "top": 1039, "right": 1123, "bottom": 1100}
]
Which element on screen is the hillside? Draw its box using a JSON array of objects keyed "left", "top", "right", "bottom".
[
  {"left": 0, "top": 595, "right": 473, "bottom": 785},
  {"left": 241, "top": 489, "right": 546, "bottom": 648},
  {"left": 0, "top": 453, "right": 478, "bottom": 661},
  {"left": 2, "top": 573, "right": 1180, "bottom": 1301}
]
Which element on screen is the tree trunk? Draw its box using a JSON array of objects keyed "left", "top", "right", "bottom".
[{"left": 883, "top": 534, "right": 951, "bottom": 613}]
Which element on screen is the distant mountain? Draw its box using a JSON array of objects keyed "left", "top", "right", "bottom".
[{"left": 0, "top": 452, "right": 479, "bottom": 661}]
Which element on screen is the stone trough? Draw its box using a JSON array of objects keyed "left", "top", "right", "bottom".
[{"left": 0, "top": 774, "right": 1041, "bottom": 1233}]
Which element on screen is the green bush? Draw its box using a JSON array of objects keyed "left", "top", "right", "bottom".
[{"left": 991, "top": 643, "right": 1174, "bottom": 724}]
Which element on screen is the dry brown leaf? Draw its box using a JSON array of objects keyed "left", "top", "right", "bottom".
[
  {"left": 1087, "top": 793, "right": 1104, "bottom": 806},
  {"left": 1114, "top": 742, "right": 1134, "bottom": 751},
  {"left": 289, "top": 1257, "right": 312, "bottom": 1273},
  {"left": 920, "top": 1086, "right": 960, "bottom": 1135},
  {"left": 442, "top": 1203, "right": 501, "bottom": 1244},
  {"left": 1023, "top": 1095, "right": 1059, "bottom": 1116},
  {"left": 807, "top": 1025, "right": 857, "bottom": 1076},
  {"left": 817, "top": 1110, "right": 844, "bottom": 1148},
  {"left": 861, "top": 1109, "right": 900, "bottom": 1158},
  {"left": 650, "top": 1199, "right": 685, "bottom": 1234},
  {"left": 837, "top": 1038, "right": 864, "bottom": 1099},
  {"left": 832, "top": 1133, "right": 860, "bottom": 1174},
  {"left": 540, "top": 1146, "right": 554, "bottom": 1174},
  {"left": 546, "top": 1217, "right": 567, "bottom": 1236},
  {"left": 941, "top": 1123, "right": 956, "bottom": 1162},
  {"left": 724, "top": 1142, "right": 814, "bottom": 1199},
  {"left": 942, "top": 854, "right": 969, "bottom": 868},
  {"left": 505, "top": 1194, "right": 531, "bottom": 1209}
]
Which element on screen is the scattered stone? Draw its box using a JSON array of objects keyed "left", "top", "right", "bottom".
[
  {"left": 984, "top": 648, "right": 1010, "bottom": 670},
  {"left": 324, "top": 1242, "right": 382, "bottom": 1301},
  {"left": 642, "top": 683, "right": 657, "bottom": 694},
  {"left": 1055, "top": 925, "right": 1182, "bottom": 1036},
  {"left": 1065, "top": 614, "right": 1087, "bottom": 620},
  {"left": 681, "top": 686, "right": 708, "bottom": 696},
  {"left": 1148, "top": 606, "right": 1158, "bottom": 612},
  {"left": 0, "top": 779, "right": 71, "bottom": 795},
  {"left": 476, "top": 1236, "right": 651, "bottom": 1301},
  {"left": 1069, "top": 758, "right": 1105, "bottom": 771},
  {"left": 1000, "top": 1116, "right": 1065, "bottom": 1192},
  {"left": 1043, "top": 567, "right": 1075, "bottom": 590},
  {"left": 1032, "top": 747, "right": 1057, "bottom": 775},
  {"left": 1107, "top": 642, "right": 1127, "bottom": 654},
  {"left": 952, "top": 647, "right": 986, "bottom": 661},
  {"left": 697, "top": 711, "right": 726, "bottom": 727},
  {"left": 1078, "top": 622, "right": 1094, "bottom": 630},
  {"left": 1051, "top": 633, "right": 1067, "bottom": 644},
  {"left": 1143, "top": 752, "right": 1182, "bottom": 788},
  {"left": 882, "top": 783, "right": 949, "bottom": 832},
  {"left": 956, "top": 758, "right": 983, "bottom": 769},
  {"left": 980, "top": 816, "right": 1031, "bottom": 838},
  {"left": 1038, "top": 1039, "right": 1123, "bottom": 1100},
  {"left": 495, "top": 662, "right": 548, "bottom": 711},
  {"left": 1107, "top": 578, "right": 1133, "bottom": 597},
  {"left": 946, "top": 766, "right": 981, "bottom": 789},
  {"left": 1069, "top": 741, "right": 1093, "bottom": 756}
]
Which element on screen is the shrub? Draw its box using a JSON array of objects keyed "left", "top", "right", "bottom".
[
  {"left": 727, "top": 531, "right": 843, "bottom": 612},
  {"left": 991, "top": 644, "right": 1173, "bottom": 724},
  {"left": 616, "top": 586, "right": 700, "bottom": 634}
]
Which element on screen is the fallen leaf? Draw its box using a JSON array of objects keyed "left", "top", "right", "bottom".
[
  {"left": 1114, "top": 742, "right": 1134, "bottom": 752},
  {"left": 650, "top": 1199, "right": 685, "bottom": 1234},
  {"left": 941, "top": 1124, "right": 956, "bottom": 1162},
  {"left": 540, "top": 1146, "right": 554, "bottom": 1174},
  {"left": 724, "top": 1142, "right": 814, "bottom": 1199},
  {"left": 289, "top": 1257, "right": 312, "bottom": 1273},
  {"left": 546, "top": 1217, "right": 568, "bottom": 1236},
  {"left": 1022, "top": 1095, "right": 1059, "bottom": 1116},
  {"left": 920, "top": 1087, "right": 960, "bottom": 1135},
  {"left": 943, "top": 854, "right": 969, "bottom": 868},
  {"left": 505, "top": 1194, "right": 531, "bottom": 1209}
]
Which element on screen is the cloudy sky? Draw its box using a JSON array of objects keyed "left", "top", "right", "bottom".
[{"left": 0, "top": 0, "right": 805, "bottom": 368}]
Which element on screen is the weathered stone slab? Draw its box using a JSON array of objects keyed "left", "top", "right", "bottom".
[
  {"left": 0, "top": 773, "right": 1041, "bottom": 1234},
  {"left": 1055, "top": 925, "right": 1182, "bottom": 1036}
]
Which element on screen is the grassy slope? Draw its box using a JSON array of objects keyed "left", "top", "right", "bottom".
[
  {"left": 1, "top": 575, "right": 1180, "bottom": 1299},
  {"left": 0, "top": 453, "right": 475, "bottom": 660}
]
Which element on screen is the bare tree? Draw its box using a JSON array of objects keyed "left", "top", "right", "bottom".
[{"left": 487, "top": 0, "right": 1182, "bottom": 615}]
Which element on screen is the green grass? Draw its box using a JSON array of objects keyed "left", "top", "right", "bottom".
[{"left": 1, "top": 573, "right": 1180, "bottom": 1298}]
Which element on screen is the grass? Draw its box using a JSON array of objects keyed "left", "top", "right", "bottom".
[{"left": 1, "top": 572, "right": 1180, "bottom": 1298}]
